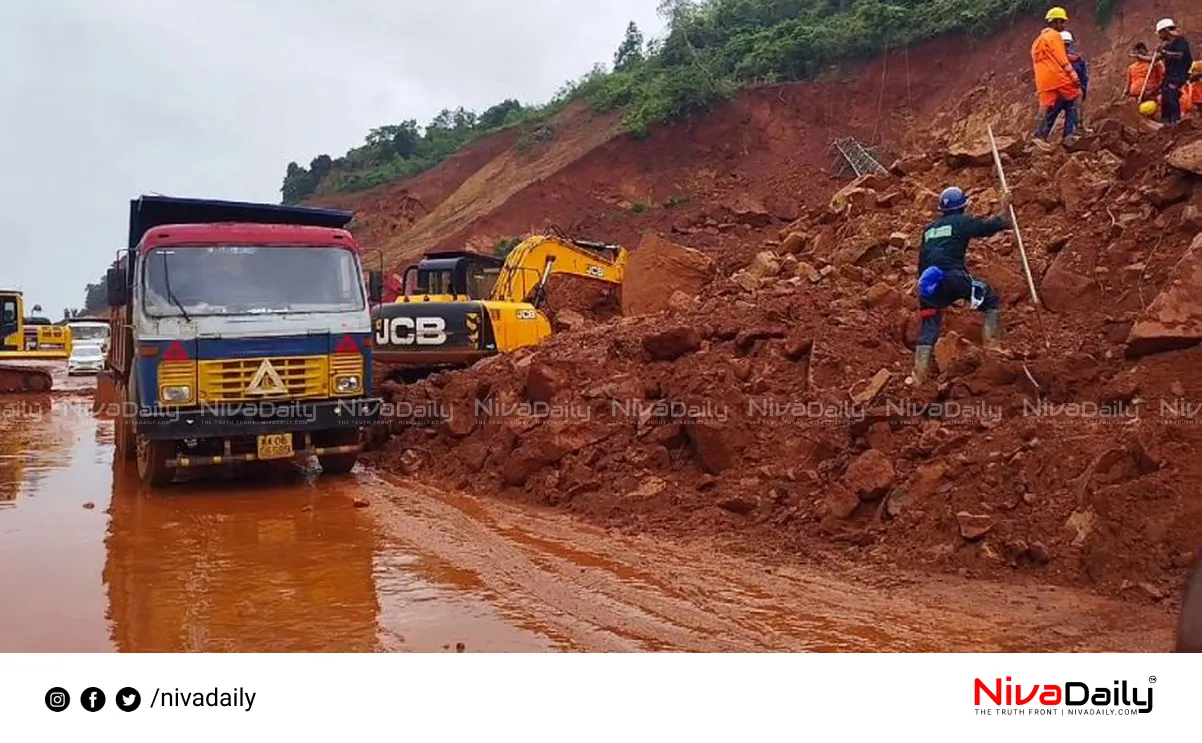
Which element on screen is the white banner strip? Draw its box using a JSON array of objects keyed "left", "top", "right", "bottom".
[{"left": 3, "top": 653, "right": 1196, "bottom": 740}]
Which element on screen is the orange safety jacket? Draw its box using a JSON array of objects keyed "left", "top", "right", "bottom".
[
  {"left": 1128, "top": 60, "right": 1166, "bottom": 97},
  {"left": 1031, "top": 27, "right": 1079, "bottom": 97}
]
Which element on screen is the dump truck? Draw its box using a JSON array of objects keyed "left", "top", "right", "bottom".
[
  {"left": 371, "top": 233, "right": 627, "bottom": 387},
  {"left": 104, "top": 195, "right": 384, "bottom": 486},
  {"left": 0, "top": 289, "right": 72, "bottom": 392}
]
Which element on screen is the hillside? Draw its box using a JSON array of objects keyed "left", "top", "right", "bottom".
[
  {"left": 322, "top": 0, "right": 1202, "bottom": 606},
  {"left": 303, "top": 1, "right": 1182, "bottom": 270}
]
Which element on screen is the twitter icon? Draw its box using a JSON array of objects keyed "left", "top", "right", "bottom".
[{"left": 116, "top": 687, "right": 141, "bottom": 712}]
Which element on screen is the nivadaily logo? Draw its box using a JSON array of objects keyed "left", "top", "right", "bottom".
[{"left": 974, "top": 676, "right": 1154, "bottom": 715}]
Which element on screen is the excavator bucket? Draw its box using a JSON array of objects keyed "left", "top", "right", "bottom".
[{"left": 0, "top": 364, "right": 53, "bottom": 393}]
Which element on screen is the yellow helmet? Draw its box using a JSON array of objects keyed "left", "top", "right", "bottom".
[
  {"left": 1140, "top": 100, "right": 1159, "bottom": 117},
  {"left": 1191, "top": 61, "right": 1202, "bottom": 75},
  {"left": 1046, "top": 7, "right": 1069, "bottom": 22}
]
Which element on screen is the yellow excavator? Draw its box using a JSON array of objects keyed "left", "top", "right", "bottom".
[
  {"left": 371, "top": 233, "right": 627, "bottom": 385},
  {"left": 0, "top": 289, "right": 72, "bottom": 392}
]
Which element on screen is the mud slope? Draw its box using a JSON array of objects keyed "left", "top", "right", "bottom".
[
  {"left": 358, "top": 0, "right": 1202, "bottom": 608},
  {"left": 367, "top": 111, "right": 1202, "bottom": 608},
  {"left": 299, "top": 0, "right": 1202, "bottom": 603},
  {"left": 312, "top": 1, "right": 1195, "bottom": 272},
  {"left": 305, "top": 128, "right": 520, "bottom": 249}
]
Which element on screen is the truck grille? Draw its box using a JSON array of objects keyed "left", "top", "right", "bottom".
[{"left": 198, "top": 356, "right": 329, "bottom": 402}]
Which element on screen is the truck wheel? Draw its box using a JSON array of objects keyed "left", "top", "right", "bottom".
[
  {"left": 136, "top": 435, "right": 177, "bottom": 487},
  {"left": 318, "top": 429, "right": 361, "bottom": 475},
  {"left": 318, "top": 452, "right": 359, "bottom": 475}
]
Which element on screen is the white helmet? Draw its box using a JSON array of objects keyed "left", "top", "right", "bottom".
[
  {"left": 1157, "top": 18, "right": 1176, "bottom": 33},
  {"left": 1060, "top": 30, "right": 1073, "bottom": 42}
]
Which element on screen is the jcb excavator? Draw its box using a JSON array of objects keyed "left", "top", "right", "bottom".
[
  {"left": 0, "top": 289, "right": 72, "bottom": 392},
  {"left": 371, "top": 232, "right": 627, "bottom": 386}
]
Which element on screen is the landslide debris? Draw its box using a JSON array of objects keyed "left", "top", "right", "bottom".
[{"left": 364, "top": 106, "right": 1202, "bottom": 605}]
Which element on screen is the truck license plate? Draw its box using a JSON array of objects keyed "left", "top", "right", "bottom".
[{"left": 256, "top": 433, "right": 294, "bottom": 461}]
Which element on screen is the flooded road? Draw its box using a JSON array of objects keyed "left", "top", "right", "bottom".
[{"left": 0, "top": 365, "right": 1180, "bottom": 652}]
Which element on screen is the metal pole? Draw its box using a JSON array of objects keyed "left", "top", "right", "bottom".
[{"left": 987, "top": 124, "right": 1050, "bottom": 350}]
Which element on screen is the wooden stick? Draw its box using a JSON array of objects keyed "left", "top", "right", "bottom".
[
  {"left": 987, "top": 124, "right": 1050, "bottom": 350},
  {"left": 1137, "top": 50, "right": 1159, "bottom": 101}
]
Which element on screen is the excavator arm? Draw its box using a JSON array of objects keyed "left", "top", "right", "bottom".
[{"left": 490, "top": 235, "right": 627, "bottom": 306}]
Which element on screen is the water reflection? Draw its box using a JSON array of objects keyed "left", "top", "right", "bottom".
[{"left": 103, "top": 463, "right": 382, "bottom": 652}]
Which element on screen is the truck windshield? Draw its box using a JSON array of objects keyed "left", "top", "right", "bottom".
[
  {"left": 70, "top": 325, "right": 109, "bottom": 341},
  {"left": 141, "top": 246, "right": 365, "bottom": 316}
]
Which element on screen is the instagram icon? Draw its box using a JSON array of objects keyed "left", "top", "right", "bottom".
[{"left": 45, "top": 687, "right": 70, "bottom": 711}]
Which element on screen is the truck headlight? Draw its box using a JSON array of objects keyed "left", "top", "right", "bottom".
[
  {"left": 335, "top": 375, "right": 361, "bottom": 393},
  {"left": 161, "top": 385, "right": 192, "bottom": 404}
]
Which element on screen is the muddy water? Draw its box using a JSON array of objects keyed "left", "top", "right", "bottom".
[{"left": 0, "top": 368, "right": 1180, "bottom": 652}]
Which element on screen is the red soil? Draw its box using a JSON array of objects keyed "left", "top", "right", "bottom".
[{"left": 336, "top": 0, "right": 1202, "bottom": 608}]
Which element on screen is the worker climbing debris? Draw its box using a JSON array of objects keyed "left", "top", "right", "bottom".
[
  {"left": 1061, "top": 30, "right": 1089, "bottom": 127},
  {"left": 1032, "top": 7, "right": 1082, "bottom": 144},
  {"left": 1156, "top": 18, "right": 1194, "bottom": 125},
  {"left": 1127, "top": 41, "right": 1165, "bottom": 105},
  {"left": 910, "top": 186, "right": 1013, "bottom": 385}
]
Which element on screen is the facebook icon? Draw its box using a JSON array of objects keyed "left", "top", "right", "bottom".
[{"left": 81, "top": 687, "right": 106, "bottom": 712}]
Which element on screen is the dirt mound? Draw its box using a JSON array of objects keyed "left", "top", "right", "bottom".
[
  {"left": 621, "top": 234, "right": 717, "bottom": 317},
  {"left": 365, "top": 113, "right": 1202, "bottom": 604},
  {"left": 541, "top": 274, "right": 621, "bottom": 328}
]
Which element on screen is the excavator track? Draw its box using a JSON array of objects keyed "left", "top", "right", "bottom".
[{"left": 0, "top": 364, "right": 54, "bottom": 393}]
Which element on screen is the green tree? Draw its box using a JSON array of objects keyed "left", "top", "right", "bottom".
[
  {"left": 614, "top": 22, "right": 646, "bottom": 71},
  {"left": 281, "top": 161, "right": 318, "bottom": 204},
  {"left": 479, "top": 99, "right": 523, "bottom": 130},
  {"left": 83, "top": 280, "right": 107, "bottom": 312}
]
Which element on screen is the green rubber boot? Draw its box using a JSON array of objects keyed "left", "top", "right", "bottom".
[{"left": 912, "top": 345, "right": 934, "bottom": 385}]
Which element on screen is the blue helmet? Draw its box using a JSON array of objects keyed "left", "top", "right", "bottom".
[{"left": 938, "top": 187, "right": 969, "bottom": 213}]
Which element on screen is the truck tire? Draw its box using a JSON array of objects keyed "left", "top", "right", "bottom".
[
  {"left": 136, "top": 435, "right": 177, "bottom": 487},
  {"left": 318, "top": 429, "right": 361, "bottom": 475},
  {"left": 318, "top": 452, "right": 358, "bottom": 475}
]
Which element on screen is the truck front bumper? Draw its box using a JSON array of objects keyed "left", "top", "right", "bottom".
[{"left": 136, "top": 397, "right": 383, "bottom": 441}]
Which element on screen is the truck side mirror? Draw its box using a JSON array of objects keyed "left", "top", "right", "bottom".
[
  {"left": 106, "top": 267, "right": 128, "bottom": 307},
  {"left": 367, "top": 270, "right": 383, "bottom": 304}
]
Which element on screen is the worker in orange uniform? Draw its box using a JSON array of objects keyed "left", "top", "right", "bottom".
[
  {"left": 1127, "top": 42, "right": 1165, "bottom": 102},
  {"left": 1182, "top": 62, "right": 1202, "bottom": 117},
  {"left": 1032, "top": 7, "right": 1082, "bottom": 142}
]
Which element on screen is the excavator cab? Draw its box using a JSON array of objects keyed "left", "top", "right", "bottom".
[
  {"left": 0, "top": 293, "right": 18, "bottom": 348},
  {"left": 399, "top": 251, "right": 505, "bottom": 302}
]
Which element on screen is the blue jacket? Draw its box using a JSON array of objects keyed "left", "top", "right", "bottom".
[
  {"left": 1066, "top": 42, "right": 1089, "bottom": 97},
  {"left": 918, "top": 213, "right": 1009, "bottom": 274}
]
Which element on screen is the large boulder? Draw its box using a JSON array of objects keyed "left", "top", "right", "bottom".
[
  {"left": 501, "top": 421, "right": 613, "bottom": 486},
  {"left": 1127, "top": 236, "right": 1202, "bottom": 358},
  {"left": 1167, "top": 139, "right": 1202, "bottom": 175},
  {"left": 622, "top": 234, "right": 717, "bottom": 316}
]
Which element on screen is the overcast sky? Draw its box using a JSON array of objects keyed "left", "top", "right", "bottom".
[{"left": 0, "top": 0, "right": 665, "bottom": 316}]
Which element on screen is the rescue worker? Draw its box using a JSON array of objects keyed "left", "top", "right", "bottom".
[
  {"left": 1033, "top": 8, "right": 1082, "bottom": 142},
  {"left": 1181, "top": 61, "right": 1202, "bottom": 117},
  {"left": 1156, "top": 19, "right": 1194, "bottom": 125},
  {"left": 911, "top": 186, "right": 1013, "bottom": 384},
  {"left": 1062, "top": 30, "right": 1089, "bottom": 126},
  {"left": 1127, "top": 42, "right": 1165, "bottom": 102}
]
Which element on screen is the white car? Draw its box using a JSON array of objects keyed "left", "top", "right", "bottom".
[{"left": 67, "top": 342, "right": 106, "bottom": 376}]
